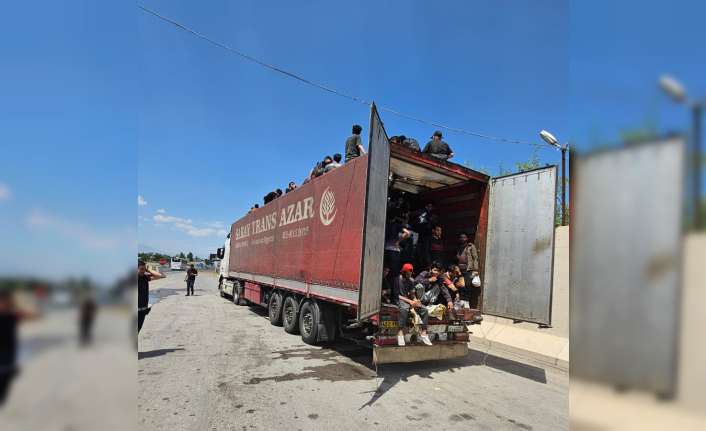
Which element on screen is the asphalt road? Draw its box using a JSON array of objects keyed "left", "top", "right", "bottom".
[
  {"left": 138, "top": 271, "right": 568, "bottom": 431},
  {"left": 1, "top": 306, "right": 135, "bottom": 430}
]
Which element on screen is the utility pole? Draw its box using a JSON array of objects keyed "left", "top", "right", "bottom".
[
  {"left": 561, "top": 144, "right": 568, "bottom": 226},
  {"left": 659, "top": 75, "right": 704, "bottom": 230},
  {"left": 539, "top": 130, "right": 569, "bottom": 226},
  {"left": 692, "top": 103, "right": 702, "bottom": 228}
]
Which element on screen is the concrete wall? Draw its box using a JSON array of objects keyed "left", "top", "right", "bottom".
[{"left": 677, "top": 233, "right": 706, "bottom": 412}]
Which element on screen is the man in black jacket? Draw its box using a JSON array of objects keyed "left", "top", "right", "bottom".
[
  {"left": 414, "top": 263, "right": 454, "bottom": 310},
  {"left": 138, "top": 260, "right": 164, "bottom": 333},
  {"left": 185, "top": 264, "right": 198, "bottom": 296},
  {"left": 0, "top": 290, "right": 37, "bottom": 406}
]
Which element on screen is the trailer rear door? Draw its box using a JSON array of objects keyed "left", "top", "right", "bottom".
[
  {"left": 482, "top": 166, "right": 557, "bottom": 325},
  {"left": 357, "top": 103, "right": 390, "bottom": 320}
]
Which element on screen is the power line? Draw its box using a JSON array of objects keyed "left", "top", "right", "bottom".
[{"left": 138, "top": 4, "right": 552, "bottom": 149}]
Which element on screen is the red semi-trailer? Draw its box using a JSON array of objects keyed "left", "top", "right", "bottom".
[{"left": 218, "top": 104, "right": 558, "bottom": 364}]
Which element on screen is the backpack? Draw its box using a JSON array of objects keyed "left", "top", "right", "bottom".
[{"left": 421, "top": 285, "right": 440, "bottom": 305}]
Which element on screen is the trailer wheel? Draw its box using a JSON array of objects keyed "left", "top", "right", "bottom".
[
  {"left": 233, "top": 283, "right": 246, "bottom": 306},
  {"left": 299, "top": 300, "right": 319, "bottom": 345},
  {"left": 282, "top": 296, "right": 300, "bottom": 334},
  {"left": 268, "top": 291, "right": 284, "bottom": 326}
]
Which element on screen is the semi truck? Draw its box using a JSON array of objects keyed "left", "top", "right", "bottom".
[{"left": 217, "top": 104, "right": 558, "bottom": 364}]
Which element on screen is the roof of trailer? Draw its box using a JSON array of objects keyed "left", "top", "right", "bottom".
[{"left": 389, "top": 143, "right": 489, "bottom": 193}]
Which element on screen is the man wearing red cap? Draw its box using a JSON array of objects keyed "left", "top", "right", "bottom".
[{"left": 393, "top": 263, "right": 432, "bottom": 346}]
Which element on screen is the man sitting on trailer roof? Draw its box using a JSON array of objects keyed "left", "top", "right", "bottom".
[
  {"left": 324, "top": 153, "right": 343, "bottom": 173},
  {"left": 423, "top": 130, "right": 454, "bottom": 161},
  {"left": 393, "top": 263, "right": 432, "bottom": 347}
]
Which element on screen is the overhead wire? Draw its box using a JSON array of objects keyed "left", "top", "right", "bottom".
[{"left": 138, "top": 4, "right": 553, "bottom": 150}]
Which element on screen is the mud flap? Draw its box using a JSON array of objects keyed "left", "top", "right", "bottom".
[
  {"left": 373, "top": 343, "right": 469, "bottom": 365},
  {"left": 315, "top": 302, "right": 338, "bottom": 343}
]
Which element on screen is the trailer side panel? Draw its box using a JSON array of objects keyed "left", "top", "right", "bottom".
[{"left": 229, "top": 155, "right": 368, "bottom": 303}]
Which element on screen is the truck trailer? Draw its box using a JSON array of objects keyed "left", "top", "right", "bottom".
[{"left": 218, "top": 104, "right": 558, "bottom": 364}]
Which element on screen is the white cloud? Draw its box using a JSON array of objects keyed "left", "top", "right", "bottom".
[
  {"left": 154, "top": 214, "right": 192, "bottom": 224},
  {"left": 138, "top": 195, "right": 147, "bottom": 207},
  {"left": 0, "top": 182, "right": 12, "bottom": 201},
  {"left": 156, "top": 208, "right": 166, "bottom": 214},
  {"left": 26, "top": 210, "right": 126, "bottom": 249},
  {"left": 184, "top": 227, "right": 226, "bottom": 237},
  {"left": 204, "top": 221, "right": 225, "bottom": 228},
  {"left": 152, "top": 213, "right": 226, "bottom": 237}
]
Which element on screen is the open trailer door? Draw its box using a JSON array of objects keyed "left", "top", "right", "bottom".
[
  {"left": 357, "top": 103, "right": 390, "bottom": 321},
  {"left": 482, "top": 166, "right": 557, "bottom": 325}
]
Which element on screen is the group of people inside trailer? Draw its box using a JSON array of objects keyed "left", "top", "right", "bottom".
[{"left": 381, "top": 191, "right": 481, "bottom": 346}]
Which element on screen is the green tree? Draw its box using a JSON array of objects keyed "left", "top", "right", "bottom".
[
  {"left": 187, "top": 252, "right": 194, "bottom": 261},
  {"left": 515, "top": 148, "right": 541, "bottom": 172},
  {"left": 178, "top": 252, "right": 185, "bottom": 259}
]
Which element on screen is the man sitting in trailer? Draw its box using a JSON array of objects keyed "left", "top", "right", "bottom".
[
  {"left": 415, "top": 262, "right": 454, "bottom": 312},
  {"left": 393, "top": 263, "right": 432, "bottom": 347}
]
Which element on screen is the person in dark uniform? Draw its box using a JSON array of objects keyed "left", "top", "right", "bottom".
[
  {"left": 78, "top": 295, "right": 97, "bottom": 347},
  {"left": 138, "top": 260, "right": 164, "bottom": 334},
  {"left": 0, "top": 290, "right": 36, "bottom": 407},
  {"left": 185, "top": 264, "right": 198, "bottom": 296}
]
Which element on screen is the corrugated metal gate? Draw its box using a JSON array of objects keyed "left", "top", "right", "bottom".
[
  {"left": 483, "top": 166, "right": 557, "bottom": 325},
  {"left": 571, "top": 137, "right": 685, "bottom": 396}
]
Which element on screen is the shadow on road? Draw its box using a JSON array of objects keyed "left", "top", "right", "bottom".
[
  {"left": 357, "top": 348, "right": 547, "bottom": 409},
  {"left": 138, "top": 348, "right": 185, "bottom": 360},
  {"left": 237, "top": 302, "right": 548, "bottom": 409}
]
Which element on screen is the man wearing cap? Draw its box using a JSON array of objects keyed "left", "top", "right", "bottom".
[
  {"left": 423, "top": 130, "right": 454, "bottom": 161},
  {"left": 344, "top": 124, "right": 367, "bottom": 162},
  {"left": 393, "top": 263, "right": 432, "bottom": 347}
]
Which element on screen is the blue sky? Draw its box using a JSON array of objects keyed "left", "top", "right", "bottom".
[
  {"left": 136, "top": 0, "right": 569, "bottom": 258},
  {"left": 0, "top": 1, "right": 136, "bottom": 284},
  {"left": 0, "top": 1, "right": 703, "bottom": 283}
]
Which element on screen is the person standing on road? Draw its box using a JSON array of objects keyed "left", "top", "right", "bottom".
[
  {"left": 185, "top": 264, "right": 198, "bottom": 296},
  {"left": 345, "top": 124, "right": 366, "bottom": 162},
  {"left": 0, "top": 290, "right": 38, "bottom": 407},
  {"left": 138, "top": 260, "right": 164, "bottom": 334},
  {"left": 78, "top": 294, "right": 97, "bottom": 347}
]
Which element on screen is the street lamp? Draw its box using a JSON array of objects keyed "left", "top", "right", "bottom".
[
  {"left": 540, "top": 130, "right": 569, "bottom": 226},
  {"left": 659, "top": 74, "right": 703, "bottom": 229}
]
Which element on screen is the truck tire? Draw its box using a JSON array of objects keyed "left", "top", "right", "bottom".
[
  {"left": 282, "top": 296, "right": 300, "bottom": 334},
  {"left": 233, "top": 283, "right": 245, "bottom": 305},
  {"left": 268, "top": 291, "right": 284, "bottom": 326},
  {"left": 218, "top": 277, "right": 224, "bottom": 298},
  {"left": 299, "top": 300, "right": 319, "bottom": 345}
]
